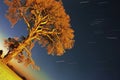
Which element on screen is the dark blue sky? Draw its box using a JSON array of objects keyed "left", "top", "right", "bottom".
[
  {"left": 61, "top": 0, "right": 120, "bottom": 80},
  {"left": 0, "top": 0, "right": 120, "bottom": 80}
]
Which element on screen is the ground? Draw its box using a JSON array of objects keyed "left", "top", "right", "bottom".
[{"left": 0, "top": 60, "right": 22, "bottom": 80}]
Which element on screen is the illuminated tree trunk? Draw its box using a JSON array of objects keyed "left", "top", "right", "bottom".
[{"left": 2, "top": 30, "right": 34, "bottom": 64}]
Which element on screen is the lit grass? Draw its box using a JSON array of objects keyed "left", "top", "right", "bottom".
[{"left": 0, "top": 61, "right": 22, "bottom": 80}]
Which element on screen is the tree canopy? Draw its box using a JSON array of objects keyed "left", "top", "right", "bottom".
[{"left": 3, "top": 0, "right": 75, "bottom": 69}]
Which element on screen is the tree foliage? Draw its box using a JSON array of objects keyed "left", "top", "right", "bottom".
[{"left": 3, "top": 0, "right": 75, "bottom": 69}]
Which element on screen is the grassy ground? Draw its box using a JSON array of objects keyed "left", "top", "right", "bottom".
[{"left": 0, "top": 60, "right": 22, "bottom": 80}]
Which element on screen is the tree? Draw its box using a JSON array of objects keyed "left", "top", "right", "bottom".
[{"left": 2, "top": 0, "right": 75, "bottom": 70}]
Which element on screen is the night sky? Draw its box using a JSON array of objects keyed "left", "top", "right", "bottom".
[{"left": 0, "top": 0, "right": 120, "bottom": 80}]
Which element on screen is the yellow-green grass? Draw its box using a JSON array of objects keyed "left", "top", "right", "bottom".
[{"left": 0, "top": 60, "right": 22, "bottom": 80}]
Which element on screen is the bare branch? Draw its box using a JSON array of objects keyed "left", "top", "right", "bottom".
[
  {"left": 24, "top": 47, "right": 31, "bottom": 57},
  {"left": 20, "top": 12, "right": 31, "bottom": 31}
]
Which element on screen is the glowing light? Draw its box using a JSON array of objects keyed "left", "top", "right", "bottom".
[{"left": 0, "top": 33, "right": 8, "bottom": 58}]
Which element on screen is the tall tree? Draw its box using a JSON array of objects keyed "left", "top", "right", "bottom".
[{"left": 2, "top": 0, "right": 75, "bottom": 70}]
